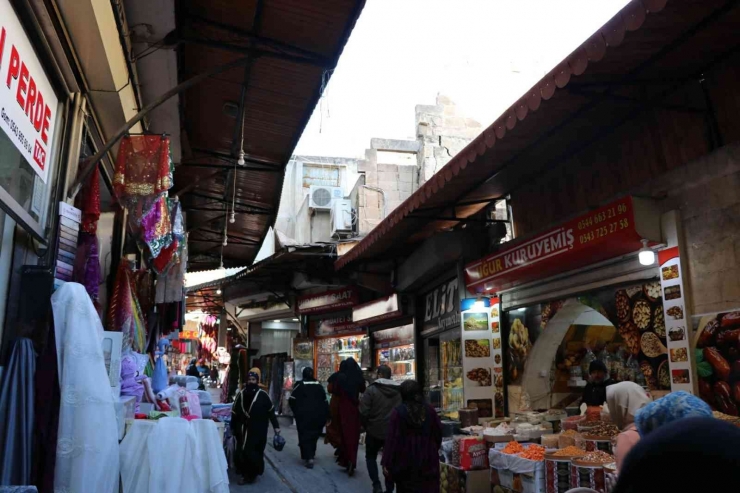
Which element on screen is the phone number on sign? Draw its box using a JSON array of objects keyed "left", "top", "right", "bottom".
[
  {"left": 579, "top": 218, "right": 630, "bottom": 245},
  {"left": 577, "top": 202, "right": 629, "bottom": 230},
  {"left": 1, "top": 107, "right": 33, "bottom": 155}
]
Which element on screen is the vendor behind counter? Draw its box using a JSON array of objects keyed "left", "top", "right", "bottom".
[{"left": 582, "top": 360, "right": 615, "bottom": 408}]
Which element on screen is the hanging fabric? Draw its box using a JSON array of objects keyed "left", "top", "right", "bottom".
[
  {"left": 107, "top": 262, "right": 148, "bottom": 352},
  {"left": 0, "top": 338, "right": 36, "bottom": 485},
  {"left": 113, "top": 135, "right": 172, "bottom": 210},
  {"left": 73, "top": 159, "right": 102, "bottom": 304}
]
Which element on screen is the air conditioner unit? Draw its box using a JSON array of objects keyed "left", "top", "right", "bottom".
[
  {"left": 309, "top": 185, "right": 343, "bottom": 210},
  {"left": 331, "top": 199, "right": 354, "bottom": 237}
]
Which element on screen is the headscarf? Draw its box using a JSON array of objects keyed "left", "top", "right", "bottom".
[
  {"left": 589, "top": 359, "right": 608, "bottom": 375},
  {"left": 606, "top": 382, "right": 652, "bottom": 430},
  {"left": 338, "top": 358, "right": 364, "bottom": 397},
  {"left": 400, "top": 380, "right": 426, "bottom": 428},
  {"left": 613, "top": 417, "right": 740, "bottom": 493},
  {"left": 248, "top": 367, "right": 268, "bottom": 391},
  {"left": 302, "top": 367, "right": 315, "bottom": 381},
  {"left": 634, "top": 391, "right": 712, "bottom": 437}
]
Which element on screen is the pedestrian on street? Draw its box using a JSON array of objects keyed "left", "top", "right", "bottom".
[
  {"left": 231, "top": 370, "right": 281, "bottom": 485},
  {"left": 613, "top": 417, "right": 740, "bottom": 493},
  {"left": 359, "top": 365, "right": 401, "bottom": 493},
  {"left": 326, "top": 358, "right": 366, "bottom": 476},
  {"left": 381, "top": 380, "right": 442, "bottom": 493},
  {"left": 289, "top": 367, "right": 330, "bottom": 469},
  {"left": 605, "top": 382, "right": 652, "bottom": 472}
]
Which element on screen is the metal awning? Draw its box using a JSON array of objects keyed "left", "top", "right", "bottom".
[
  {"left": 336, "top": 0, "right": 740, "bottom": 270},
  {"left": 172, "top": 0, "right": 366, "bottom": 269}
]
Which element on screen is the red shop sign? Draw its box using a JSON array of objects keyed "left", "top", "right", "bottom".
[
  {"left": 310, "top": 311, "right": 362, "bottom": 338},
  {"left": 465, "top": 196, "right": 659, "bottom": 294},
  {"left": 297, "top": 287, "right": 359, "bottom": 315}
]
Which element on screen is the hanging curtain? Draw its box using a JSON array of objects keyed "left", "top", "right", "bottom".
[
  {"left": 107, "top": 262, "right": 147, "bottom": 352},
  {"left": 0, "top": 338, "right": 36, "bottom": 485}
]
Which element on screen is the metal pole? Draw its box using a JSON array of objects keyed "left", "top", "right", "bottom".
[{"left": 68, "top": 55, "right": 253, "bottom": 199}]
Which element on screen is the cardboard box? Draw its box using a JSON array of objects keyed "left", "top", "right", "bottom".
[{"left": 441, "top": 463, "right": 490, "bottom": 493}]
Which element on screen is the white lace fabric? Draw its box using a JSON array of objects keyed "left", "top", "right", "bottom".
[{"left": 51, "top": 283, "right": 120, "bottom": 493}]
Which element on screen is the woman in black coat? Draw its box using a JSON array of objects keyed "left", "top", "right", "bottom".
[
  {"left": 231, "top": 370, "right": 281, "bottom": 484},
  {"left": 289, "top": 367, "right": 330, "bottom": 468}
]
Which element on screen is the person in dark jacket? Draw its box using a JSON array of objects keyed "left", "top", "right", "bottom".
[
  {"left": 582, "top": 359, "right": 615, "bottom": 407},
  {"left": 382, "top": 380, "right": 442, "bottom": 493},
  {"left": 231, "top": 370, "right": 281, "bottom": 484},
  {"left": 360, "top": 365, "right": 402, "bottom": 493},
  {"left": 185, "top": 358, "right": 200, "bottom": 378},
  {"left": 289, "top": 367, "right": 330, "bottom": 468}
]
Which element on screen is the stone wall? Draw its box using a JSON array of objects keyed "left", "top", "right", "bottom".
[
  {"left": 416, "top": 95, "right": 482, "bottom": 185},
  {"left": 636, "top": 143, "right": 740, "bottom": 315}
]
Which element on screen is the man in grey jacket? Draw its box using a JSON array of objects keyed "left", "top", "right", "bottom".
[{"left": 359, "top": 365, "right": 402, "bottom": 493}]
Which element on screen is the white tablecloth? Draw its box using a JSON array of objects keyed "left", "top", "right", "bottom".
[{"left": 120, "top": 418, "right": 229, "bottom": 493}]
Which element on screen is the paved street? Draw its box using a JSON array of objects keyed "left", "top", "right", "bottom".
[{"left": 229, "top": 421, "right": 374, "bottom": 493}]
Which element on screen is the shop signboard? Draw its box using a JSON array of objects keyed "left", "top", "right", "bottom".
[
  {"left": 353, "top": 293, "right": 402, "bottom": 325},
  {"left": 0, "top": 2, "right": 60, "bottom": 183},
  {"left": 658, "top": 246, "right": 696, "bottom": 394},
  {"left": 297, "top": 287, "right": 358, "bottom": 315},
  {"left": 465, "top": 196, "right": 660, "bottom": 294},
  {"left": 422, "top": 278, "right": 460, "bottom": 336},
  {"left": 309, "top": 310, "right": 360, "bottom": 337},
  {"left": 372, "top": 323, "right": 414, "bottom": 349},
  {"left": 460, "top": 297, "right": 501, "bottom": 420},
  {"left": 178, "top": 330, "right": 199, "bottom": 340}
]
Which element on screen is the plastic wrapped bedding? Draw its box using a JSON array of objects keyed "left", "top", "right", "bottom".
[{"left": 120, "top": 418, "right": 229, "bottom": 493}]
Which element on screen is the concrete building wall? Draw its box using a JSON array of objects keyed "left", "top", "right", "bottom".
[{"left": 274, "top": 95, "right": 482, "bottom": 243}]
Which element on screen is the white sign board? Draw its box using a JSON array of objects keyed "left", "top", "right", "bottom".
[{"left": 0, "top": 2, "right": 60, "bottom": 183}]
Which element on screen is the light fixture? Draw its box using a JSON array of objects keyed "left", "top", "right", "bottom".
[
  {"left": 222, "top": 236, "right": 228, "bottom": 246},
  {"left": 227, "top": 327, "right": 232, "bottom": 331},
  {"left": 237, "top": 150, "right": 245, "bottom": 166},
  {"left": 517, "top": 307, "right": 526, "bottom": 312},
  {"left": 292, "top": 318, "right": 299, "bottom": 322},
  {"left": 638, "top": 239, "right": 655, "bottom": 266},
  {"left": 229, "top": 211, "right": 236, "bottom": 224},
  {"left": 473, "top": 299, "right": 485, "bottom": 309},
  {"left": 273, "top": 319, "right": 281, "bottom": 323},
  {"left": 216, "top": 288, "right": 222, "bottom": 295}
]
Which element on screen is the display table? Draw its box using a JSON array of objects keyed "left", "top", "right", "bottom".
[{"left": 119, "top": 418, "right": 229, "bottom": 493}]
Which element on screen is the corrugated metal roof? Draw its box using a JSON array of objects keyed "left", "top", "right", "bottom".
[
  {"left": 336, "top": 0, "right": 739, "bottom": 270},
  {"left": 173, "top": 0, "right": 366, "bottom": 270}
]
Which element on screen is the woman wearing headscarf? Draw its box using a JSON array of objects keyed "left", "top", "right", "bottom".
[
  {"left": 605, "top": 382, "right": 652, "bottom": 471},
  {"left": 634, "top": 391, "right": 712, "bottom": 437},
  {"left": 185, "top": 358, "right": 200, "bottom": 377},
  {"left": 327, "top": 358, "right": 366, "bottom": 475},
  {"left": 289, "top": 367, "right": 330, "bottom": 468},
  {"left": 381, "top": 380, "right": 442, "bottom": 493},
  {"left": 613, "top": 417, "right": 740, "bottom": 493},
  {"left": 231, "top": 369, "right": 281, "bottom": 484}
]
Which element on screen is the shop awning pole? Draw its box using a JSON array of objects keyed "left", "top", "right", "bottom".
[{"left": 68, "top": 55, "right": 253, "bottom": 199}]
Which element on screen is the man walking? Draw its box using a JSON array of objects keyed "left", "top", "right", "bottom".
[{"left": 360, "top": 365, "right": 401, "bottom": 493}]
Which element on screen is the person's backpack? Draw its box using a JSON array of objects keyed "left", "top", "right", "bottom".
[{"left": 273, "top": 433, "right": 286, "bottom": 451}]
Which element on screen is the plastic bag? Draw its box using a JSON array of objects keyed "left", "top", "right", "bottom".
[{"left": 273, "top": 433, "right": 286, "bottom": 451}]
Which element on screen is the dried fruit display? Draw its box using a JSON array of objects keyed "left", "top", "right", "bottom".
[
  {"left": 466, "top": 368, "right": 492, "bottom": 386},
  {"left": 501, "top": 441, "right": 525, "bottom": 454},
  {"left": 667, "top": 305, "right": 684, "bottom": 320},
  {"left": 653, "top": 305, "right": 666, "bottom": 338},
  {"left": 623, "top": 330, "right": 640, "bottom": 356},
  {"left": 643, "top": 282, "right": 662, "bottom": 302},
  {"left": 641, "top": 332, "right": 666, "bottom": 358},
  {"left": 633, "top": 300, "right": 652, "bottom": 331},
  {"left": 616, "top": 290, "right": 631, "bottom": 322},
  {"left": 583, "top": 422, "right": 619, "bottom": 438},
  {"left": 625, "top": 285, "right": 643, "bottom": 299},
  {"left": 553, "top": 446, "right": 586, "bottom": 457},
  {"left": 465, "top": 340, "right": 490, "bottom": 358},
  {"left": 581, "top": 450, "right": 615, "bottom": 464},
  {"left": 658, "top": 360, "right": 670, "bottom": 389},
  {"left": 640, "top": 361, "right": 654, "bottom": 378}
]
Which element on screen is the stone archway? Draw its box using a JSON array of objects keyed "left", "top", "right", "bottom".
[{"left": 520, "top": 298, "right": 614, "bottom": 409}]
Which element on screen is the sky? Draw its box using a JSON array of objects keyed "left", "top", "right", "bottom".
[{"left": 294, "top": 0, "right": 631, "bottom": 158}]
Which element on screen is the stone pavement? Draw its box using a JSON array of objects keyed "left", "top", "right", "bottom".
[{"left": 229, "top": 420, "right": 375, "bottom": 493}]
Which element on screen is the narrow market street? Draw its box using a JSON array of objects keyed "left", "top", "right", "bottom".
[{"left": 230, "top": 424, "right": 372, "bottom": 493}]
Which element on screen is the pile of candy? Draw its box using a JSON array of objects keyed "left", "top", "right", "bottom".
[
  {"left": 501, "top": 441, "right": 525, "bottom": 455},
  {"left": 560, "top": 429, "right": 579, "bottom": 437},
  {"left": 582, "top": 450, "right": 615, "bottom": 464},
  {"left": 583, "top": 422, "right": 619, "bottom": 438},
  {"left": 552, "top": 446, "right": 586, "bottom": 457},
  {"left": 518, "top": 444, "right": 545, "bottom": 461}
]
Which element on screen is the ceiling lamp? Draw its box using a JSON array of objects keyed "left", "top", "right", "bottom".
[
  {"left": 216, "top": 288, "right": 222, "bottom": 295},
  {"left": 638, "top": 239, "right": 656, "bottom": 266}
]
